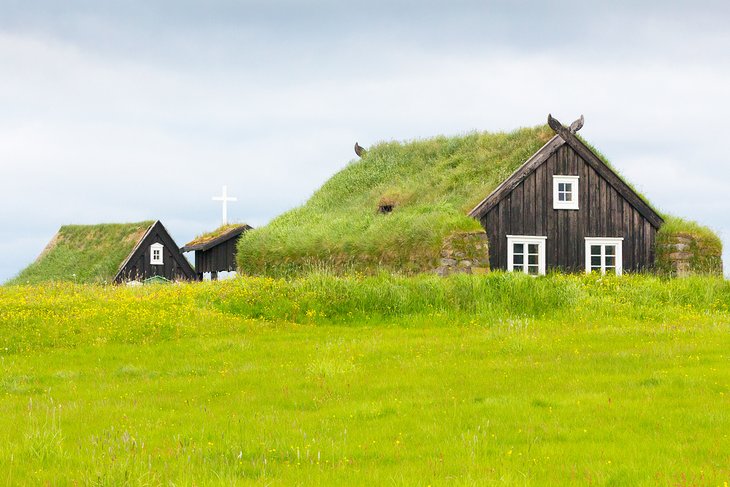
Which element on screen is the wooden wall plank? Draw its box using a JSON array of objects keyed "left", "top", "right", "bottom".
[
  {"left": 545, "top": 153, "right": 557, "bottom": 266},
  {"left": 576, "top": 153, "right": 585, "bottom": 267},
  {"left": 623, "top": 201, "right": 634, "bottom": 270},
  {"left": 524, "top": 172, "right": 535, "bottom": 235},
  {"left": 586, "top": 164, "right": 595, "bottom": 236},
  {"left": 645, "top": 220, "right": 655, "bottom": 268},
  {"left": 631, "top": 208, "right": 643, "bottom": 271},
  {"left": 510, "top": 183, "right": 524, "bottom": 235},
  {"left": 568, "top": 148, "right": 579, "bottom": 270},
  {"left": 498, "top": 198, "right": 510, "bottom": 269},
  {"left": 534, "top": 162, "right": 545, "bottom": 235}
]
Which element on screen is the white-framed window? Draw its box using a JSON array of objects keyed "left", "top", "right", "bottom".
[
  {"left": 585, "top": 237, "right": 623, "bottom": 275},
  {"left": 150, "top": 242, "right": 164, "bottom": 265},
  {"left": 553, "top": 175, "right": 580, "bottom": 210},
  {"left": 507, "top": 235, "right": 547, "bottom": 276}
]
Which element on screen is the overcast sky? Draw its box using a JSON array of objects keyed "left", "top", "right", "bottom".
[{"left": 1, "top": 0, "right": 729, "bottom": 282}]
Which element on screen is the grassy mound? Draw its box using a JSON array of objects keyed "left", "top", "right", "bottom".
[
  {"left": 237, "top": 126, "right": 555, "bottom": 276},
  {"left": 8, "top": 221, "right": 153, "bottom": 285}
]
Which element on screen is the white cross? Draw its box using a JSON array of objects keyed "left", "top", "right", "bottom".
[{"left": 212, "top": 185, "right": 237, "bottom": 225}]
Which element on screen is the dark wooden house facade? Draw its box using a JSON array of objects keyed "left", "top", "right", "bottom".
[
  {"left": 469, "top": 115, "right": 664, "bottom": 275},
  {"left": 114, "top": 220, "right": 196, "bottom": 283},
  {"left": 181, "top": 224, "right": 252, "bottom": 280}
]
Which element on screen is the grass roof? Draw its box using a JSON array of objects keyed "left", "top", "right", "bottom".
[
  {"left": 183, "top": 224, "right": 250, "bottom": 250},
  {"left": 8, "top": 221, "right": 154, "bottom": 285},
  {"left": 237, "top": 125, "right": 557, "bottom": 276}
]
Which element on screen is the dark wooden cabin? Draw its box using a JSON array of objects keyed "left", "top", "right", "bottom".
[
  {"left": 181, "top": 224, "right": 252, "bottom": 280},
  {"left": 469, "top": 115, "right": 664, "bottom": 275},
  {"left": 114, "top": 220, "right": 196, "bottom": 283}
]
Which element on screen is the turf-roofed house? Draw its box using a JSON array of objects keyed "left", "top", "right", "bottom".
[
  {"left": 181, "top": 224, "right": 252, "bottom": 280},
  {"left": 468, "top": 114, "right": 664, "bottom": 275},
  {"left": 236, "top": 115, "right": 722, "bottom": 277},
  {"left": 11, "top": 220, "right": 196, "bottom": 284}
]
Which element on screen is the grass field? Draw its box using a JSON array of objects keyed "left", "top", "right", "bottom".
[{"left": 1, "top": 273, "right": 729, "bottom": 485}]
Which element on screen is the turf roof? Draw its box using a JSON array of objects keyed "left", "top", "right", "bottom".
[
  {"left": 8, "top": 221, "right": 154, "bottom": 285},
  {"left": 182, "top": 224, "right": 251, "bottom": 251},
  {"left": 236, "top": 125, "right": 557, "bottom": 276}
]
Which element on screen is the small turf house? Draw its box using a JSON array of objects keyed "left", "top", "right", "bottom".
[
  {"left": 181, "top": 224, "right": 252, "bottom": 280},
  {"left": 12, "top": 220, "right": 195, "bottom": 284},
  {"left": 468, "top": 115, "right": 664, "bottom": 275}
]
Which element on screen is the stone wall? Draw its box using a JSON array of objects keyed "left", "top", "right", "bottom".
[
  {"left": 435, "top": 232, "right": 489, "bottom": 276},
  {"left": 656, "top": 232, "right": 723, "bottom": 277}
]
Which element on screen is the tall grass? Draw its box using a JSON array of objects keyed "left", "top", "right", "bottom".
[{"left": 2, "top": 273, "right": 728, "bottom": 354}]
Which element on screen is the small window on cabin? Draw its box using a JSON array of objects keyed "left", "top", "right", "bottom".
[
  {"left": 150, "top": 243, "right": 164, "bottom": 265},
  {"left": 553, "top": 175, "right": 579, "bottom": 210},
  {"left": 584, "top": 238, "right": 623, "bottom": 275},
  {"left": 507, "top": 236, "right": 547, "bottom": 276}
]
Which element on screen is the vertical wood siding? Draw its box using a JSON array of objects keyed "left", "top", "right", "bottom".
[
  {"left": 115, "top": 222, "right": 196, "bottom": 282},
  {"left": 194, "top": 235, "right": 242, "bottom": 276},
  {"left": 481, "top": 145, "right": 658, "bottom": 272}
]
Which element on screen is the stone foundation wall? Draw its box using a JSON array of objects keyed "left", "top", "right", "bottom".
[
  {"left": 656, "top": 232, "right": 723, "bottom": 277},
  {"left": 435, "top": 232, "right": 489, "bottom": 276}
]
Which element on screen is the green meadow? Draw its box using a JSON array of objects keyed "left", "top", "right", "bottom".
[{"left": 1, "top": 273, "right": 729, "bottom": 485}]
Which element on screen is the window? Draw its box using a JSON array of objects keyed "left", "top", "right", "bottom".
[
  {"left": 150, "top": 243, "right": 164, "bottom": 265},
  {"left": 553, "top": 175, "right": 580, "bottom": 210},
  {"left": 507, "top": 235, "right": 547, "bottom": 275},
  {"left": 585, "top": 238, "right": 623, "bottom": 275}
]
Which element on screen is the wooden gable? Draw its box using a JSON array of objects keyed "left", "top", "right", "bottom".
[
  {"left": 469, "top": 115, "right": 664, "bottom": 273},
  {"left": 114, "top": 221, "right": 196, "bottom": 283}
]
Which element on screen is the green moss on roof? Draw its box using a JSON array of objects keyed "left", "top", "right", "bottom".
[
  {"left": 184, "top": 224, "right": 249, "bottom": 248},
  {"left": 237, "top": 126, "right": 556, "bottom": 276},
  {"left": 8, "top": 221, "right": 154, "bottom": 285}
]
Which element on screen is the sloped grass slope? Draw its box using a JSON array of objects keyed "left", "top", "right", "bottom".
[
  {"left": 237, "top": 126, "right": 555, "bottom": 276},
  {"left": 8, "top": 221, "right": 153, "bottom": 285},
  {"left": 0, "top": 274, "right": 729, "bottom": 484}
]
